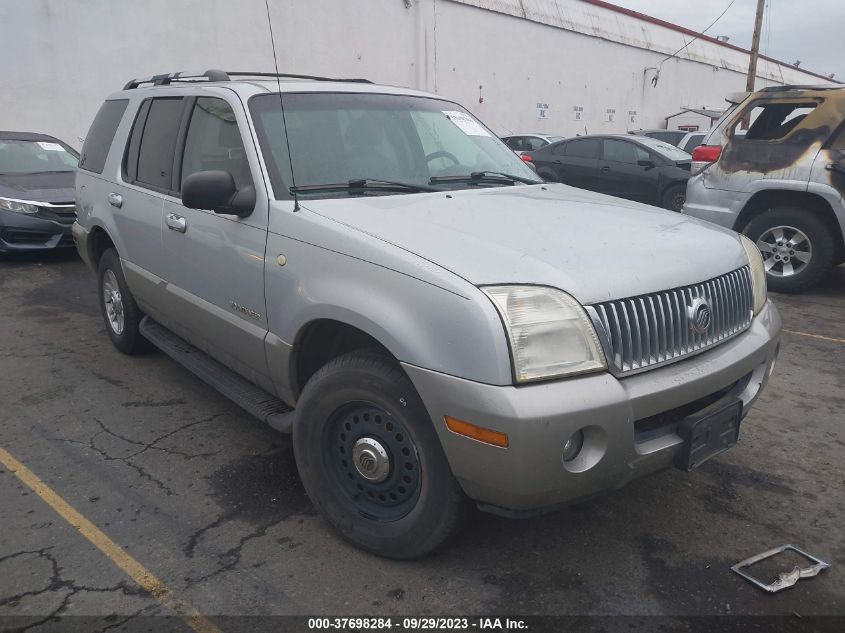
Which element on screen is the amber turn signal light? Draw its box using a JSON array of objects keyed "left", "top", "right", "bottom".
[{"left": 444, "top": 416, "right": 509, "bottom": 448}]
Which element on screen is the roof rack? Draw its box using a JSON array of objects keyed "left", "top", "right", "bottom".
[{"left": 123, "top": 69, "right": 373, "bottom": 90}]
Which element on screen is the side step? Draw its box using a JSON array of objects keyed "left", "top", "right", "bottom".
[{"left": 139, "top": 317, "right": 294, "bottom": 433}]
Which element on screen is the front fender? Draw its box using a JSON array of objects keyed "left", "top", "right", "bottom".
[{"left": 264, "top": 232, "right": 513, "bottom": 393}]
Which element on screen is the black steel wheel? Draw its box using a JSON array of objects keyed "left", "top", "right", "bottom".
[
  {"left": 293, "top": 351, "right": 468, "bottom": 559},
  {"left": 325, "top": 403, "right": 421, "bottom": 521}
]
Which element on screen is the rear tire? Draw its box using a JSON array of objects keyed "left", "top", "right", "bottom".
[
  {"left": 97, "top": 248, "right": 151, "bottom": 354},
  {"left": 744, "top": 207, "right": 834, "bottom": 293},
  {"left": 293, "top": 351, "right": 467, "bottom": 559},
  {"left": 661, "top": 183, "right": 686, "bottom": 212}
]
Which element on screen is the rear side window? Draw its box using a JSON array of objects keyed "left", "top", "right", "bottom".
[
  {"left": 565, "top": 138, "right": 600, "bottom": 159},
  {"left": 79, "top": 99, "right": 128, "bottom": 174},
  {"left": 180, "top": 98, "right": 251, "bottom": 190},
  {"left": 135, "top": 97, "right": 185, "bottom": 191},
  {"left": 739, "top": 102, "right": 818, "bottom": 141}
]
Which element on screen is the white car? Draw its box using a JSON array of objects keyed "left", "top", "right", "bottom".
[{"left": 501, "top": 133, "right": 565, "bottom": 155}]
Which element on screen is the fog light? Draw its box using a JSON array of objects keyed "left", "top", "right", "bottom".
[{"left": 562, "top": 430, "right": 584, "bottom": 462}]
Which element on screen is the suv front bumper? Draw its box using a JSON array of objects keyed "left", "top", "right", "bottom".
[{"left": 403, "top": 300, "right": 781, "bottom": 514}]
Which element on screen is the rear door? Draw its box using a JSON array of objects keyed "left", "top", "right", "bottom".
[
  {"left": 110, "top": 97, "right": 183, "bottom": 309},
  {"left": 552, "top": 138, "right": 600, "bottom": 190},
  {"left": 160, "top": 93, "right": 272, "bottom": 389},
  {"left": 598, "top": 138, "right": 657, "bottom": 202}
]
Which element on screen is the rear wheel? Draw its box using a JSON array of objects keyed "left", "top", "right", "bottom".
[
  {"left": 97, "top": 248, "right": 151, "bottom": 354},
  {"left": 744, "top": 207, "right": 834, "bottom": 293},
  {"left": 661, "top": 183, "right": 686, "bottom": 212},
  {"left": 293, "top": 351, "right": 467, "bottom": 558}
]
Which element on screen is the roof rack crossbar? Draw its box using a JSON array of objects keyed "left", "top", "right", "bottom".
[{"left": 123, "top": 69, "right": 372, "bottom": 90}]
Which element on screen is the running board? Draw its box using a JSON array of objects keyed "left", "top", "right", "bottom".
[{"left": 139, "top": 317, "right": 294, "bottom": 433}]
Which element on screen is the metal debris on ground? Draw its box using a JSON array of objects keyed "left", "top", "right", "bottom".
[{"left": 731, "top": 545, "right": 830, "bottom": 593}]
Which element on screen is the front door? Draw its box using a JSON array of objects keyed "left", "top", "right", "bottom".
[
  {"left": 599, "top": 138, "right": 657, "bottom": 203},
  {"left": 161, "top": 94, "right": 272, "bottom": 389}
]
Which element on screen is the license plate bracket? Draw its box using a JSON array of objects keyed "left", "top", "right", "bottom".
[{"left": 674, "top": 400, "right": 743, "bottom": 471}]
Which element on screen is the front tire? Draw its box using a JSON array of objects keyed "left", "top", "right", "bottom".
[
  {"left": 97, "top": 248, "right": 151, "bottom": 354},
  {"left": 293, "top": 351, "right": 467, "bottom": 559},
  {"left": 744, "top": 207, "right": 835, "bottom": 293}
]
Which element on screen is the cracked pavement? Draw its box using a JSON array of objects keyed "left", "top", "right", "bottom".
[{"left": 0, "top": 251, "right": 843, "bottom": 630}]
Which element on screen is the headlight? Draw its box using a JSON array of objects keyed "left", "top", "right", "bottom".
[
  {"left": 482, "top": 285, "right": 607, "bottom": 383},
  {"left": 740, "top": 234, "right": 767, "bottom": 315},
  {"left": 0, "top": 197, "right": 40, "bottom": 215}
]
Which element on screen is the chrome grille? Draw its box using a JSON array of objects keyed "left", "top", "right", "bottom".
[{"left": 590, "top": 267, "right": 753, "bottom": 375}]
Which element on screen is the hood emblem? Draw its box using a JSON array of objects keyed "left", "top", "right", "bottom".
[{"left": 688, "top": 297, "right": 712, "bottom": 334}]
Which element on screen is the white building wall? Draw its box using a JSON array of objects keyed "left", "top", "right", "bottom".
[{"left": 0, "top": 0, "right": 836, "bottom": 147}]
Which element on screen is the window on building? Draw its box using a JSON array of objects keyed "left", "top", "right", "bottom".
[
  {"left": 739, "top": 102, "right": 818, "bottom": 141},
  {"left": 136, "top": 97, "right": 185, "bottom": 191},
  {"left": 180, "top": 98, "right": 251, "bottom": 191},
  {"left": 79, "top": 100, "right": 128, "bottom": 174}
]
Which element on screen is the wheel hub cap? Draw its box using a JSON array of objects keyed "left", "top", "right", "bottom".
[
  {"left": 756, "top": 225, "right": 812, "bottom": 277},
  {"left": 352, "top": 437, "right": 390, "bottom": 482}
]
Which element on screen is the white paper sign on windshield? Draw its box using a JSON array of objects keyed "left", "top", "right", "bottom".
[
  {"left": 37, "top": 142, "right": 64, "bottom": 151},
  {"left": 442, "top": 111, "right": 491, "bottom": 137}
]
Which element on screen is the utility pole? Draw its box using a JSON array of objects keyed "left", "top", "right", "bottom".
[{"left": 745, "top": 0, "right": 766, "bottom": 92}]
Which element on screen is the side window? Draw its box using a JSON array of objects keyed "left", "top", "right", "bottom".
[
  {"left": 79, "top": 99, "right": 128, "bottom": 174},
  {"left": 565, "top": 138, "right": 600, "bottom": 159},
  {"left": 180, "top": 98, "right": 251, "bottom": 190},
  {"left": 738, "top": 102, "right": 818, "bottom": 141},
  {"left": 603, "top": 139, "right": 643, "bottom": 164},
  {"left": 135, "top": 97, "right": 185, "bottom": 191},
  {"left": 551, "top": 141, "right": 568, "bottom": 156},
  {"left": 502, "top": 137, "right": 519, "bottom": 150}
]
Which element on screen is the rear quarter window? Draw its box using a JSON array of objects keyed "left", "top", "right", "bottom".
[{"left": 79, "top": 99, "right": 129, "bottom": 174}]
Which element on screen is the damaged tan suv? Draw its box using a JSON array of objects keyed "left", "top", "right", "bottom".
[{"left": 683, "top": 85, "right": 845, "bottom": 293}]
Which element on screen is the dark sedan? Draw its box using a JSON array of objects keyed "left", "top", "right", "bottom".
[
  {"left": 524, "top": 135, "right": 692, "bottom": 211},
  {"left": 0, "top": 131, "right": 79, "bottom": 253}
]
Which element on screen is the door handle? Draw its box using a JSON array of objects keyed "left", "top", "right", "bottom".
[
  {"left": 107, "top": 192, "right": 123, "bottom": 208},
  {"left": 600, "top": 165, "right": 610, "bottom": 172},
  {"left": 166, "top": 213, "right": 187, "bottom": 233}
]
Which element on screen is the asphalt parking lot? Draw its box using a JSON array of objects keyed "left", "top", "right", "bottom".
[{"left": 1, "top": 251, "right": 843, "bottom": 631}]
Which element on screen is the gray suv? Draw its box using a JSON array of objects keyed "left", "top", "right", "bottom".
[
  {"left": 74, "top": 70, "right": 781, "bottom": 558},
  {"left": 683, "top": 85, "right": 845, "bottom": 293}
]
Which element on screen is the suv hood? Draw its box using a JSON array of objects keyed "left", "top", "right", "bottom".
[
  {"left": 0, "top": 171, "right": 76, "bottom": 204},
  {"left": 302, "top": 184, "right": 747, "bottom": 305}
]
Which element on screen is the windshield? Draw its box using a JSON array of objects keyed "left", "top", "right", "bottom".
[
  {"left": 0, "top": 140, "right": 78, "bottom": 174},
  {"left": 634, "top": 136, "right": 692, "bottom": 162},
  {"left": 548, "top": 136, "right": 565, "bottom": 143},
  {"left": 250, "top": 92, "right": 540, "bottom": 198}
]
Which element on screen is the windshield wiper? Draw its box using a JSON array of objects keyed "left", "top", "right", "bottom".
[
  {"left": 429, "top": 171, "right": 542, "bottom": 186},
  {"left": 289, "top": 178, "right": 439, "bottom": 195}
]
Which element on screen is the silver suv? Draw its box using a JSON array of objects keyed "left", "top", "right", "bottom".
[
  {"left": 74, "top": 70, "right": 781, "bottom": 558},
  {"left": 683, "top": 85, "right": 845, "bottom": 293}
]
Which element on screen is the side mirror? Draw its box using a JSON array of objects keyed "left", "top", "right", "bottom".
[
  {"left": 182, "top": 170, "right": 255, "bottom": 217},
  {"left": 637, "top": 159, "right": 655, "bottom": 169}
]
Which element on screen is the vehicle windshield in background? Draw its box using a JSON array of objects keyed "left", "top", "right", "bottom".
[
  {"left": 250, "top": 92, "right": 540, "bottom": 198},
  {"left": 548, "top": 136, "right": 565, "bottom": 143},
  {"left": 635, "top": 136, "right": 692, "bottom": 162},
  {"left": 0, "top": 140, "right": 78, "bottom": 174}
]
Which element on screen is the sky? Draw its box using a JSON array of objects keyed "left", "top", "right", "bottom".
[{"left": 610, "top": 0, "right": 843, "bottom": 81}]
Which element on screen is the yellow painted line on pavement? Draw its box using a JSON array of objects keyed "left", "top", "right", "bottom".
[
  {"left": 0, "top": 447, "right": 224, "bottom": 633},
  {"left": 783, "top": 329, "right": 845, "bottom": 345}
]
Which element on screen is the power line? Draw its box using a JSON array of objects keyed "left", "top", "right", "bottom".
[{"left": 657, "top": 0, "right": 738, "bottom": 65}]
